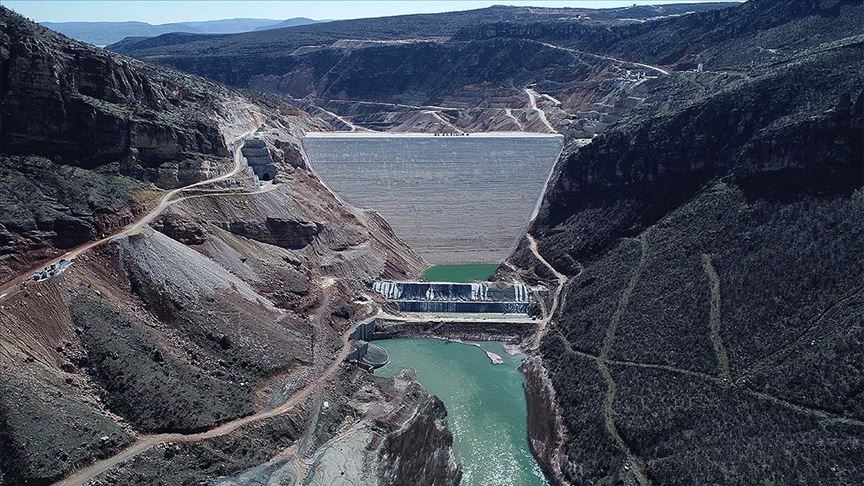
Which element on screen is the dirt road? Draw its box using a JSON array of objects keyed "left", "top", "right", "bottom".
[
  {"left": 525, "top": 88, "right": 558, "bottom": 134},
  {"left": 525, "top": 234, "right": 569, "bottom": 349},
  {"left": 56, "top": 303, "right": 360, "bottom": 486},
  {"left": 537, "top": 40, "right": 670, "bottom": 76},
  {"left": 0, "top": 127, "right": 258, "bottom": 304}
]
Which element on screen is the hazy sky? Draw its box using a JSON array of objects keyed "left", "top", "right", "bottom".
[{"left": 6, "top": 0, "right": 737, "bottom": 24}]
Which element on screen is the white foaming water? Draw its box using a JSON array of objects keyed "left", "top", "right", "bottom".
[
  {"left": 469, "top": 283, "right": 489, "bottom": 301},
  {"left": 372, "top": 281, "right": 402, "bottom": 300}
]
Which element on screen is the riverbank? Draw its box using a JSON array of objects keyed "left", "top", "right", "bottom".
[
  {"left": 371, "top": 318, "right": 534, "bottom": 343},
  {"left": 375, "top": 338, "right": 547, "bottom": 485}
]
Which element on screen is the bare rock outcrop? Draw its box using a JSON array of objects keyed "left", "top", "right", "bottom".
[
  {"left": 522, "top": 357, "right": 569, "bottom": 486},
  {"left": 0, "top": 7, "right": 231, "bottom": 166},
  {"left": 151, "top": 211, "right": 207, "bottom": 245},
  {"left": 377, "top": 393, "right": 462, "bottom": 486},
  {"left": 223, "top": 218, "right": 321, "bottom": 250},
  {"left": 0, "top": 6, "right": 245, "bottom": 279}
]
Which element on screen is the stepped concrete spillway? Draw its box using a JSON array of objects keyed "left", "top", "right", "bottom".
[
  {"left": 301, "top": 132, "right": 563, "bottom": 264},
  {"left": 372, "top": 280, "right": 544, "bottom": 314}
]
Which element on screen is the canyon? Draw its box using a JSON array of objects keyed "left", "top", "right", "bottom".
[{"left": 1, "top": 0, "right": 863, "bottom": 484}]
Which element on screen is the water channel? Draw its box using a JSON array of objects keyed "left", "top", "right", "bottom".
[{"left": 375, "top": 338, "right": 547, "bottom": 486}]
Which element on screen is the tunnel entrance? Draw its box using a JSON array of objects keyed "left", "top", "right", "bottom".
[
  {"left": 301, "top": 132, "right": 563, "bottom": 265},
  {"left": 261, "top": 173, "right": 272, "bottom": 181}
]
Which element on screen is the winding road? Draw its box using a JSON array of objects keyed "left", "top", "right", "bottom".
[
  {"left": 0, "top": 126, "right": 260, "bottom": 305},
  {"left": 525, "top": 234, "right": 569, "bottom": 349},
  {"left": 536, "top": 40, "right": 670, "bottom": 76},
  {"left": 56, "top": 304, "right": 362, "bottom": 485},
  {"left": 525, "top": 88, "right": 558, "bottom": 134},
  {"left": 313, "top": 105, "right": 369, "bottom": 132}
]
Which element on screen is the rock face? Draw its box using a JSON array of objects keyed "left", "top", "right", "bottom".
[
  {"left": 0, "top": 7, "right": 231, "bottom": 166},
  {"left": 0, "top": 6, "right": 245, "bottom": 280},
  {"left": 514, "top": 1, "right": 864, "bottom": 483},
  {"left": 223, "top": 218, "right": 320, "bottom": 250},
  {"left": 150, "top": 211, "right": 206, "bottom": 245},
  {"left": 522, "top": 357, "right": 568, "bottom": 486},
  {"left": 377, "top": 393, "right": 462, "bottom": 486}
]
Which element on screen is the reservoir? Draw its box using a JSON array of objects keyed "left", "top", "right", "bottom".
[
  {"left": 375, "top": 339, "right": 547, "bottom": 486},
  {"left": 421, "top": 263, "right": 500, "bottom": 283}
]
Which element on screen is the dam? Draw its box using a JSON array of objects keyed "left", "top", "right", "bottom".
[
  {"left": 372, "top": 280, "right": 543, "bottom": 314},
  {"left": 301, "top": 132, "right": 563, "bottom": 264}
]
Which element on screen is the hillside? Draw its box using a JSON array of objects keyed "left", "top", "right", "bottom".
[
  {"left": 107, "top": 3, "right": 738, "bottom": 70},
  {"left": 41, "top": 18, "right": 319, "bottom": 46},
  {"left": 2, "top": 0, "right": 863, "bottom": 483},
  {"left": 509, "top": 1, "right": 864, "bottom": 484},
  {"left": 0, "top": 6, "right": 247, "bottom": 281},
  {"left": 0, "top": 8, "right": 452, "bottom": 485},
  {"left": 107, "top": 0, "right": 864, "bottom": 482},
  {"left": 105, "top": 3, "right": 743, "bottom": 137}
]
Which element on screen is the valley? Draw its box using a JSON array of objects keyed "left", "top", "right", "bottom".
[{"left": 1, "top": 0, "right": 863, "bottom": 484}]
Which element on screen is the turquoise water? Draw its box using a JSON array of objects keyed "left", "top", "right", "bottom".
[
  {"left": 375, "top": 339, "right": 547, "bottom": 486},
  {"left": 421, "top": 263, "right": 500, "bottom": 283}
]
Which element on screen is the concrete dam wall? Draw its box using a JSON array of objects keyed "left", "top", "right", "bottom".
[
  {"left": 302, "top": 133, "right": 563, "bottom": 264},
  {"left": 372, "top": 280, "right": 541, "bottom": 314}
]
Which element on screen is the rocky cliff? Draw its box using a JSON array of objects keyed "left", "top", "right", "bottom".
[
  {"left": 0, "top": 7, "right": 235, "bottom": 167},
  {"left": 377, "top": 392, "right": 462, "bottom": 486},
  {"left": 0, "top": 6, "right": 251, "bottom": 281},
  {"left": 0, "top": 9, "right": 425, "bottom": 485},
  {"left": 513, "top": 1, "right": 864, "bottom": 483},
  {"left": 106, "top": 3, "right": 736, "bottom": 135}
]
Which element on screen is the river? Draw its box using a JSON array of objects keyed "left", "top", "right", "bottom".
[{"left": 375, "top": 338, "right": 547, "bottom": 486}]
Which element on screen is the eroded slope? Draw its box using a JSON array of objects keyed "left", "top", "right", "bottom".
[
  {"left": 516, "top": 5, "right": 864, "bottom": 483},
  {"left": 0, "top": 8, "right": 436, "bottom": 485}
]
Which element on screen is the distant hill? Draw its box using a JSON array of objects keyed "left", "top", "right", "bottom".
[
  {"left": 40, "top": 17, "right": 320, "bottom": 46},
  {"left": 252, "top": 17, "right": 322, "bottom": 31},
  {"left": 107, "top": 3, "right": 739, "bottom": 69}
]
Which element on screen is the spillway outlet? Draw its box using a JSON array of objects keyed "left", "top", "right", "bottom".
[
  {"left": 371, "top": 280, "right": 547, "bottom": 314},
  {"left": 348, "top": 340, "right": 390, "bottom": 370}
]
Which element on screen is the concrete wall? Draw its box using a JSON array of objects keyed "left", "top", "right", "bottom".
[
  {"left": 396, "top": 301, "right": 534, "bottom": 313},
  {"left": 350, "top": 320, "right": 377, "bottom": 341},
  {"left": 372, "top": 280, "right": 541, "bottom": 314},
  {"left": 347, "top": 341, "right": 369, "bottom": 362},
  {"left": 372, "top": 281, "right": 534, "bottom": 302},
  {"left": 302, "top": 133, "right": 562, "bottom": 264},
  {"left": 242, "top": 138, "right": 278, "bottom": 181}
]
